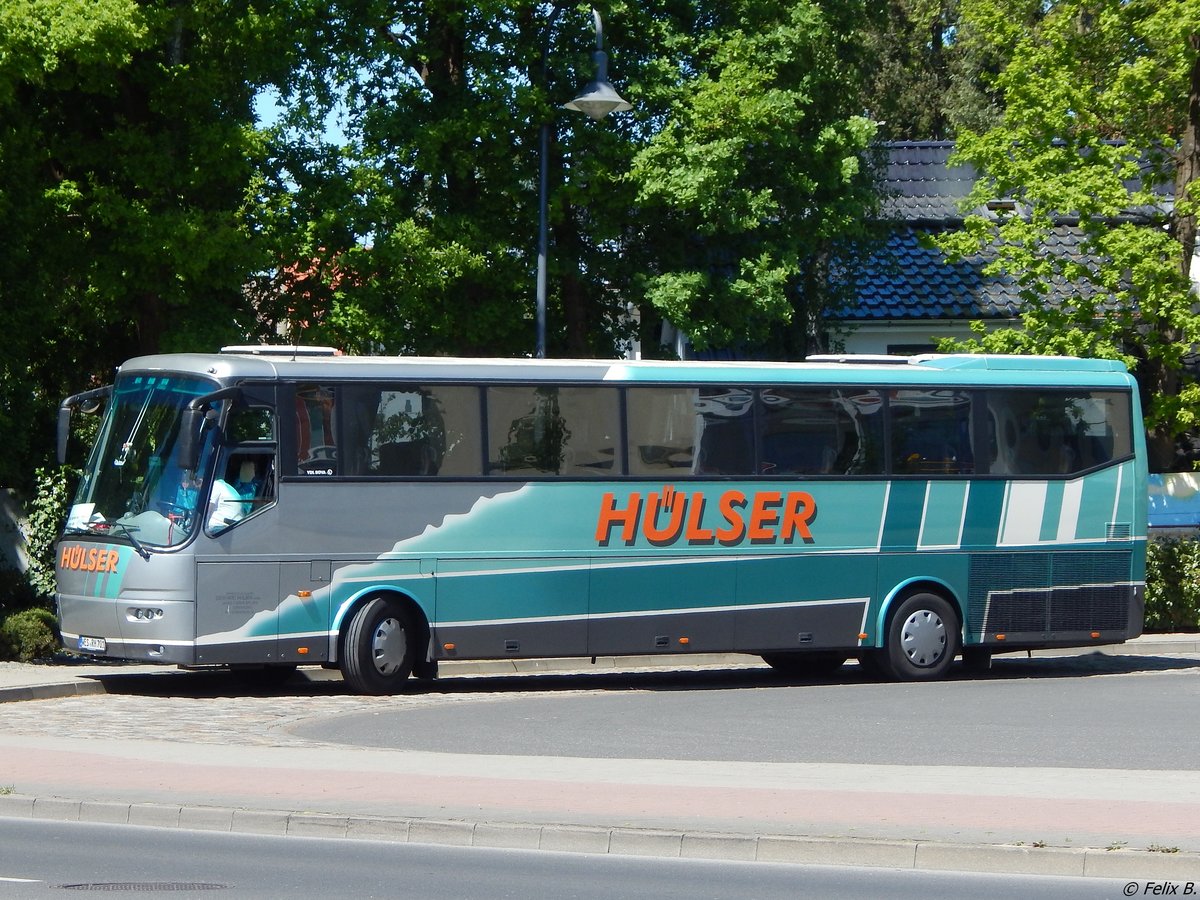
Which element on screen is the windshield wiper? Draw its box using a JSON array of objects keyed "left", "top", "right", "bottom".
[{"left": 105, "top": 522, "right": 151, "bottom": 560}]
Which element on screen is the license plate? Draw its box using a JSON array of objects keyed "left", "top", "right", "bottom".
[{"left": 78, "top": 636, "right": 106, "bottom": 652}]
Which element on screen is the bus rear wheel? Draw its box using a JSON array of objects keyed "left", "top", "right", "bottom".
[
  {"left": 341, "top": 597, "right": 416, "bottom": 695},
  {"left": 879, "top": 592, "right": 960, "bottom": 681}
]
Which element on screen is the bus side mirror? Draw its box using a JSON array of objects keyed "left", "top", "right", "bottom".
[
  {"left": 178, "top": 387, "right": 242, "bottom": 470},
  {"left": 177, "top": 408, "right": 213, "bottom": 471},
  {"left": 57, "top": 385, "right": 112, "bottom": 465}
]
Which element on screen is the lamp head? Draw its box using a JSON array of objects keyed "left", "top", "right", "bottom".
[{"left": 563, "top": 50, "right": 631, "bottom": 121}]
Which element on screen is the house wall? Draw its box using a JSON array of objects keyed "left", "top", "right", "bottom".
[{"left": 836, "top": 320, "right": 997, "bottom": 356}]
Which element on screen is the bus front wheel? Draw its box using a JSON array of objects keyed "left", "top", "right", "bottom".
[
  {"left": 879, "top": 592, "right": 960, "bottom": 681},
  {"left": 341, "top": 597, "right": 416, "bottom": 695}
]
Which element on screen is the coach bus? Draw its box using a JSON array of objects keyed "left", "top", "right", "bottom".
[{"left": 54, "top": 348, "right": 1146, "bottom": 694}]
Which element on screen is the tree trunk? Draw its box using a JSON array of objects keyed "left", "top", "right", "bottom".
[{"left": 1171, "top": 34, "right": 1200, "bottom": 280}]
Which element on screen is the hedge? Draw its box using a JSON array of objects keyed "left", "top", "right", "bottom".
[{"left": 1145, "top": 536, "right": 1200, "bottom": 632}]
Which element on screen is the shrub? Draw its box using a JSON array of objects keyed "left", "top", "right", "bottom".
[
  {"left": 24, "top": 466, "right": 74, "bottom": 602},
  {"left": 0, "top": 607, "right": 60, "bottom": 662},
  {"left": 1145, "top": 537, "right": 1200, "bottom": 632}
]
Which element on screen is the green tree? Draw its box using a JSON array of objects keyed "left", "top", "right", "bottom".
[
  {"left": 250, "top": 0, "right": 651, "bottom": 358},
  {"left": 626, "top": 0, "right": 884, "bottom": 357},
  {"left": 934, "top": 0, "right": 1200, "bottom": 471},
  {"left": 0, "top": 1, "right": 308, "bottom": 489},
  {"left": 250, "top": 1, "right": 895, "bottom": 361}
]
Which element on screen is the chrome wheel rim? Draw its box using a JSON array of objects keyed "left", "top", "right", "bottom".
[{"left": 900, "top": 609, "right": 947, "bottom": 667}]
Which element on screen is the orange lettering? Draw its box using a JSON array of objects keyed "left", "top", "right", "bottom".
[
  {"left": 684, "top": 493, "right": 715, "bottom": 544},
  {"left": 748, "top": 491, "right": 783, "bottom": 542},
  {"left": 716, "top": 491, "right": 747, "bottom": 545},
  {"left": 58, "top": 545, "right": 122, "bottom": 572},
  {"left": 780, "top": 491, "right": 817, "bottom": 543},
  {"left": 596, "top": 492, "right": 642, "bottom": 545},
  {"left": 644, "top": 487, "right": 686, "bottom": 546}
]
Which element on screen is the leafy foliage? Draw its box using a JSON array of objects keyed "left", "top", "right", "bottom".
[
  {"left": 628, "top": 1, "right": 883, "bottom": 355},
  {"left": 23, "top": 467, "right": 74, "bottom": 603},
  {"left": 0, "top": 607, "right": 60, "bottom": 662},
  {"left": 0, "top": 1, "right": 298, "bottom": 490},
  {"left": 1145, "top": 536, "right": 1200, "bottom": 631},
  {"left": 932, "top": 0, "right": 1200, "bottom": 471}
]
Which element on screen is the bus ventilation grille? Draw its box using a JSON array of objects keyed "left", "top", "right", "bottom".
[
  {"left": 1105, "top": 522, "right": 1132, "bottom": 541},
  {"left": 969, "top": 551, "right": 1131, "bottom": 637}
]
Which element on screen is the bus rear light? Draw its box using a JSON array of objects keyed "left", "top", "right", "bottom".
[{"left": 127, "top": 607, "right": 163, "bottom": 622}]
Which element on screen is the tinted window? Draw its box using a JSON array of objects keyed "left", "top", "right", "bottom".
[
  {"left": 341, "top": 384, "right": 482, "bottom": 477},
  {"left": 889, "top": 389, "right": 974, "bottom": 475},
  {"left": 982, "top": 390, "right": 1131, "bottom": 476},
  {"left": 487, "top": 386, "right": 620, "bottom": 476},
  {"left": 759, "top": 388, "right": 885, "bottom": 476},
  {"left": 295, "top": 385, "right": 337, "bottom": 475},
  {"left": 626, "top": 387, "right": 755, "bottom": 477}
]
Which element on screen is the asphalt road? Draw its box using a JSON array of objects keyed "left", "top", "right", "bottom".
[
  {"left": 287, "top": 655, "right": 1200, "bottom": 769},
  {"left": 2, "top": 650, "right": 1198, "bottom": 869}
]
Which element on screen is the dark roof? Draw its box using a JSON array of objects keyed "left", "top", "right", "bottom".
[
  {"left": 836, "top": 142, "right": 1123, "bottom": 322},
  {"left": 839, "top": 224, "right": 1113, "bottom": 321},
  {"left": 882, "top": 141, "right": 978, "bottom": 222}
]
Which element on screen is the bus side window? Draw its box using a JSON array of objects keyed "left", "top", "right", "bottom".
[
  {"left": 758, "top": 388, "right": 864, "bottom": 476},
  {"left": 987, "top": 390, "right": 1129, "bottom": 476},
  {"left": 889, "top": 389, "right": 974, "bottom": 475},
  {"left": 693, "top": 388, "right": 755, "bottom": 476},
  {"left": 368, "top": 387, "right": 443, "bottom": 476},
  {"left": 204, "top": 403, "right": 279, "bottom": 532},
  {"left": 626, "top": 387, "right": 696, "bottom": 475},
  {"left": 207, "top": 452, "right": 275, "bottom": 532},
  {"left": 484, "top": 386, "right": 620, "bottom": 477},
  {"left": 296, "top": 385, "right": 337, "bottom": 475}
]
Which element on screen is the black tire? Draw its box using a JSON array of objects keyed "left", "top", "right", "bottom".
[
  {"left": 341, "top": 596, "right": 416, "bottom": 695},
  {"left": 878, "top": 591, "right": 960, "bottom": 681},
  {"left": 761, "top": 652, "right": 847, "bottom": 678}
]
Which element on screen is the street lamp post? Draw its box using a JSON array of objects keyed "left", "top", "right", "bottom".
[{"left": 535, "top": 8, "right": 631, "bottom": 359}]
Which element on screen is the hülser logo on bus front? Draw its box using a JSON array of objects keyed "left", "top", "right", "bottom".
[
  {"left": 59, "top": 545, "right": 122, "bottom": 573},
  {"left": 595, "top": 486, "right": 818, "bottom": 547}
]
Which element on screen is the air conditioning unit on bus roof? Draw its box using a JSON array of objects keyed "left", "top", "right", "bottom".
[{"left": 220, "top": 345, "right": 341, "bottom": 357}]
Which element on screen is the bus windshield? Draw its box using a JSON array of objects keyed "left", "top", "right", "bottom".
[{"left": 64, "top": 373, "right": 218, "bottom": 550}]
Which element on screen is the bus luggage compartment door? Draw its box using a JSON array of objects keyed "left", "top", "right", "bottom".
[{"left": 195, "top": 560, "right": 281, "bottom": 664}]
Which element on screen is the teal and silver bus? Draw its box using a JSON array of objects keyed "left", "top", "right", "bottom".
[{"left": 55, "top": 348, "right": 1147, "bottom": 694}]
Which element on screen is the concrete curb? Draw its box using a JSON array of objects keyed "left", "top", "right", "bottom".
[
  {"left": 0, "top": 681, "right": 109, "bottom": 704},
  {"left": 0, "top": 794, "right": 1195, "bottom": 879}
]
